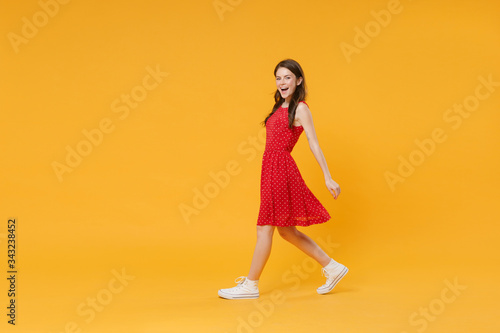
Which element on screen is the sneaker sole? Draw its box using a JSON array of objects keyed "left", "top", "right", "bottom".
[
  {"left": 317, "top": 266, "right": 349, "bottom": 295},
  {"left": 218, "top": 290, "right": 259, "bottom": 300}
]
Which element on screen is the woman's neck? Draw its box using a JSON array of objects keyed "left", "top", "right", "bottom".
[{"left": 281, "top": 97, "right": 292, "bottom": 108}]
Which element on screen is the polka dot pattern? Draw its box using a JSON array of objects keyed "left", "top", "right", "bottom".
[{"left": 257, "top": 101, "right": 331, "bottom": 227}]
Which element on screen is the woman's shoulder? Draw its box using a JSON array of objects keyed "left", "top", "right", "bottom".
[
  {"left": 295, "top": 100, "right": 312, "bottom": 121},
  {"left": 297, "top": 100, "right": 310, "bottom": 111}
]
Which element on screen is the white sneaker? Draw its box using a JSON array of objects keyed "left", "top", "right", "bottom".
[
  {"left": 218, "top": 276, "right": 259, "bottom": 299},
  {"left": 317, "top": 260, "right": 348, "bottom": 295}
]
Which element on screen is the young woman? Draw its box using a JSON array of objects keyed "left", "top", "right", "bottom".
[{"left": 218, "top": 59, "right": 348, "bottom": 299}]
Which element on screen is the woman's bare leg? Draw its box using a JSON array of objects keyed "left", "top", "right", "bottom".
[
  {"left": 277, "top": 226, "right": 331, "bottom": 267},
  {"left": 247, "top": 225, "right": 275, "bottom": 280}
]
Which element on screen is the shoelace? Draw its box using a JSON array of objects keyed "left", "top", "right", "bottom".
[
  {"left": 234, "top": 276, "right": 246, "bottom": 285},
  {"left": 318, "top": 268, "right": 331, "bottom": 288}
]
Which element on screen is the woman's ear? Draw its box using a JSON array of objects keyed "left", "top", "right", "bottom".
[{"left": 297, "top": 77, "right": 303, "bottom": 86}]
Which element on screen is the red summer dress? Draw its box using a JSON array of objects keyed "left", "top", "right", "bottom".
[{"left": 257, "top": 101, "right": 331, "bottom": 227}]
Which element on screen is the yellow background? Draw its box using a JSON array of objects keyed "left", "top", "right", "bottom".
[{"left": 1, "top": 0, "right": 499, "bottom": 332}]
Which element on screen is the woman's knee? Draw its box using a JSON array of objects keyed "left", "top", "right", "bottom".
[
  {"left": 277, "top": 226, "right": 299, "bottom": 240},
  {"left": 256, "top": 225, "right": 275, "bottom": 239}
]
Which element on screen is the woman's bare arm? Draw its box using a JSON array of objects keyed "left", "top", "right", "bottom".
[{"left": 295, "top": 102, "right": 341, "bottom": 199}]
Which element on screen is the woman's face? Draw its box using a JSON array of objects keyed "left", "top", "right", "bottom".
[{"left": 275, "top": 67, "right": 302, "bottom": 101}]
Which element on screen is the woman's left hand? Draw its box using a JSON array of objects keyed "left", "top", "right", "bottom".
[{"left": 326, "top": 178, "right": 341, "bottom": 199}]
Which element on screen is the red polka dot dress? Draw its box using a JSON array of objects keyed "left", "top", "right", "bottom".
[{"left": 257, "top": 101, "right": 331, "bottom": 227}]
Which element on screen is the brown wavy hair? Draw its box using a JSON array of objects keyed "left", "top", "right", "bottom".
[{"left": 262, "top": 59, "right": 307, "bottom": 129}]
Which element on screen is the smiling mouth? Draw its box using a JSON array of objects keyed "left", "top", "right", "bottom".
[{"left": 280, "top": 87, "right": 289, "bottom": 93}]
